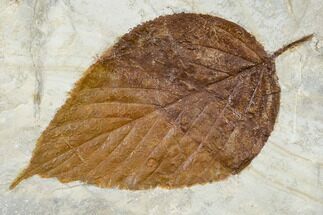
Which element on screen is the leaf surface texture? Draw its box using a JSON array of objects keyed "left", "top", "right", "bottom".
[{"left": 11, "top": 13, "right": 281, "bottom": 190}]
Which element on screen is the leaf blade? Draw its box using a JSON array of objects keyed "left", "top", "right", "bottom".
[{"left": 11, "top": 13, "right": 280, "bottom": 190}]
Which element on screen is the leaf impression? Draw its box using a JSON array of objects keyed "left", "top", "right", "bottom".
[{"left": 10, "top": 13, "right": 313, "bottom": 190}]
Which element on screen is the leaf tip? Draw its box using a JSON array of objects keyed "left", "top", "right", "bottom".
[
  {"left": 9, "top": 177, "right": 22, "bottom": 190},
  {"left": 9, "top": 168, "right": 30, "bottom": 190}
]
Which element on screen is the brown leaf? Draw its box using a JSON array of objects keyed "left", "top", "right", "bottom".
[{"left": 10, "top": 13, "right": 312, "bottom": 190}]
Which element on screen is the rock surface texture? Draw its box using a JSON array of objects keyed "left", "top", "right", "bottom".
[{"left": 1, "top": 0, "right": 323, "bottom": 214}]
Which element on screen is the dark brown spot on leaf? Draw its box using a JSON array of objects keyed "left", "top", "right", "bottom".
[{"left": 10, "top": 13, "right": 312, "bottom": 190}]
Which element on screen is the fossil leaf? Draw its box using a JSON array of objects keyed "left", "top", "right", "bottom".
[{"left": 11, "top": 13, "right": 312, "bottom": 190}]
